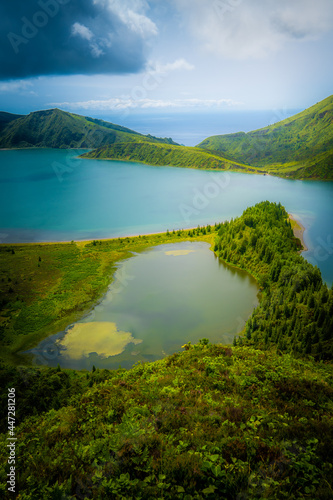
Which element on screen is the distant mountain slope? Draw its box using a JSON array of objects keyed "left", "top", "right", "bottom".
[
  {"left": 0, "top": 109, "right": 179, "bottom": 149},
  {"left": 81, "top": 141, "right": 261, "bottom": 173},
  {"left": 198, "top": 95, "right": 333, "bottom": 179},
  {"left": 0, "top": 111, "right": 24, "bottom": 133}
]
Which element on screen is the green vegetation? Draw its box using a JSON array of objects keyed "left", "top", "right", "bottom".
[
  {"left": 198, "top": 95, "right": 333, "bottom": 180},
  {"left": 0, "top": 344, "right": 332, "bottom": 499},
  {"left": 0, "top": 109, "right": 179, "bottom": 149},
  {"left": 214, "top": 201, "right": 333, "bottom": 358},
  {"left": 1, "top": 202, "right": 333, "bottom": 498},
  {"left": 0, "top": 229, "right": 214, "bottom": 363},
  {"left": 80, "top": 140, "right": 259, "bottom": 173},
  {"left": 0, "top": 111, "right": 24, "bottom": 133}
]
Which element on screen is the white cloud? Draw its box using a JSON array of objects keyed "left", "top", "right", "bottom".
[
  {"left": 174, "top": 0, "right": 333, "bottom": 59},
  {"left": 90, "top": 43, "right": 104, "bottom": 58},
  {"left": 122, "top": 10, "right": 158, "bottom": 37},
  {"left": 148, "top": 58, "right": 195, "bottom": 74},
  {"left": 50, "top": 97, "right": 241, "bottom": 110},
  {"left": 0, "top": 80, "right": 34, "bottom": 93},
  {"left": 102, "top": 0, "right": 158, "bottom": 38},
  {"left": 71, "top": 22, "right": 106, "bottom": 58},
  {"left": 72, "top": 22, "right": 94, "bottom": 41}
]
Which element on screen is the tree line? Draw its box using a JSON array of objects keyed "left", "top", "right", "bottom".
[{"left": 214, "top": 201, "right": 333, "bottom": 359}]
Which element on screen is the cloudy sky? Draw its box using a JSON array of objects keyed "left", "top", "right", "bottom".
[{"left": 1, "top": 0, "right": 332, "bottom": 117}]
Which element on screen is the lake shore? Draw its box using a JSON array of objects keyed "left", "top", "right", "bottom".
[
  {"left": 0, "top": 225, "right": 217, "bottom": 246},
  {"left": 0, "top": 228, "right": 217, "bottom": 364},
  {"left": 288, "top": 213, "right": 308, "bottom": 252}
]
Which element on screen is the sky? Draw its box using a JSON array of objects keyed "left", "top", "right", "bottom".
[{"left": 0, "top": 0, "right": 333, "bottom": 119}]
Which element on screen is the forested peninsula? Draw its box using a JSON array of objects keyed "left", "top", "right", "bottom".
[
  {"left": 80, "top": 141, "right": 259, "bottom": 174},
  {"left": 214, "top": 201, "right": 333, "bottom": 358},
  {"left": 1, "top": 202, "right": 333, "bottom": 499}
]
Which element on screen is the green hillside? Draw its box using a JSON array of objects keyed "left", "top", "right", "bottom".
[
  {"left": 81, "top": 141, "right": 261, "bottom": 173},
  {"left": 0, "top": 111, "right": 24, "bottom": 133},
  {"left": 0, "top": 109, "right": 178, "bottom": 149},
  {"left": 1, "top": 345, "right": 332, "bottom": 499},
  {"left": 198, "top": 95, "right": 333, "bottom": 180},
  {"left": 0, "top": 202, "right": 333, "bottom": 498}
]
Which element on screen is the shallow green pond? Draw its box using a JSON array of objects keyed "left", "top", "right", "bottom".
[{"left": 30, "top": 241, "right": 259, "bottom": 369}]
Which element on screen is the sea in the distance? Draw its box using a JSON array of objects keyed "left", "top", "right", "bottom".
[
  {"left": 96, "top": 109, "right": 301, "bottom": 147},
  {"left": 0, "top": 147, "right": 333, "bottom": 286}
]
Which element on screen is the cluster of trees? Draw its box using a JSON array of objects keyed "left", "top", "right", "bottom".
[
  {"left": 214, "top": 201, "right": 333, "bottom": 358},
  {"left": 166, "top": 225, "right": 213, "bottom": 237}
]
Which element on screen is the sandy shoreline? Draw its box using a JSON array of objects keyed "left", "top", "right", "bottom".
[
  {"left": 1, "top": 216, "right": 309, "bottom": 250},
  {"left": 288, "top": 213, "right": 308, "bottom": 252},
  {"left": 0, "top": 225, "right": 216, "bottom": 246}
]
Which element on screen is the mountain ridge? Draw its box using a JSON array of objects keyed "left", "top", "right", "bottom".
[
  {"left": 197, "top": 95, "right": 333, "bottom": 179},
  {"left": 0, "top": 108, "right": 179, "bottom": 149}
]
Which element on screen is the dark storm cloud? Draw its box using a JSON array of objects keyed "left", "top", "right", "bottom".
[{"left": 0, "top": 0, "right": 150, "bottom": 78}]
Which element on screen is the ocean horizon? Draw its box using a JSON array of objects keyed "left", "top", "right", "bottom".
[{"left": 81, "top": 109, "right": 301, "bottom": 147}]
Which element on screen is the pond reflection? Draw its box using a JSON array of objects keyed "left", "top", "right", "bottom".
[{"left": 29, "top": 241, "right": 259, "bottom": 370}]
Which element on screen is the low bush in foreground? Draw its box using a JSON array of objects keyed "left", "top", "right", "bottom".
[{"left": 0, "top": 342, "right": 332, "bottom": 499}]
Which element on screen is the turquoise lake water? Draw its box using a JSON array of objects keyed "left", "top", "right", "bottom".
[
  {"left": 1, "top": 148, "right": 332, "bottom": 369},
  {"left": 0, "top": 149, "right": 332, "bottom": 285}
]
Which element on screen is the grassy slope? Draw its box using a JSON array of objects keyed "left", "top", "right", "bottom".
[
  {"left": 0, "top": 344, "right": 332, "bottom": 499},
  {"left": 0, "top": 109, "right": 179, "bottom": 149},
  {"left": 81, "top": 141, "right": 261, "bottom": 173},
  {"left": 0, "top": 112, "right": 24, "bottom": 133},
  {"left": 198, "top": 95, "right": 333, "bottom": 179}
]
